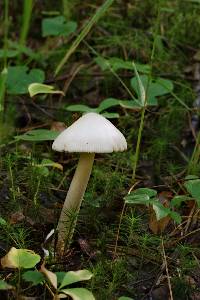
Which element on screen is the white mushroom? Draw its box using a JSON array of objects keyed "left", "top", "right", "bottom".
[{"left": 52, "top": 112, "right": 127, "bottom": 251}]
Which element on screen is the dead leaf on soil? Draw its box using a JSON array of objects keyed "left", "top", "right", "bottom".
[
  {"left": 149, "top": 192, "right": 172, "bottom": 234},
  {"left": 51, "top": 122, "right": 66, "bottom": 132},
  {"left": 40, "top": 262, "right": 57, "bottom": 290}
]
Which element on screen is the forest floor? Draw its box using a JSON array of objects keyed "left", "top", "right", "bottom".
[{"left": 1, "top": 1, "right": 200, "bottom": 299}]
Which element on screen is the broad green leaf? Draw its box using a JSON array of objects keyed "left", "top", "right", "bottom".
[
  {"left": 184, "top": 175, "right": 200, "bottom": 207},
  {"left": 152, "top": 201, "right": 170, "bottom": 221},
  {"left": 59, "top": 270, "right": 93, "bottom": 289},
  {"left": 42, "top": 16, "right": 77, "bottom": 37},
  {"left": 28, "top": 83, "right": 64, "bottom": 97},
  {"left": 23, "top": 270, "right": 45, "bottom": 285},
  {"left": 65, "top": 98, "right": 121, "bottom": 118},
  {"left": 132, "top": 62, "right": 146, "bottom": 106},
  {"left": 95, "top": 56, "right": 150, "bottom": 74},
  {"left": 168, "top": 210, "right": 182, "bottom": 224},
  {"left": 15, "top": 129, "right": 59, "bottom": 141},
  {"left": 151, "top": 78, "right": 173, "bottom": 97},
  {"left": 94, "top": 56, "right": 109, "bottom": 71},
  {"left": 7, "top": 66, "right": 45, "bottom": 94},
  {"left": 97, "top": 98, "right": 121, "bottom": 113},
  {"left": 131, "top": 75, "right": 173, "bottom": 106},
  {"left": 60, "top": 288, "right": 95, "bottom": 300},
  {"left": 56, "top": 272, "right": 68, "bottom": 285},
  {"left": 125, "top": 193, "right": 151, "bottom": 205},
  {"left": 0, "top": 280, "right": 13, "bottom": 290},
  {"left": 0, "top": 217, "right": 7, "bottom": 226},
  {"left": 102, "top": 112, "right": 119, "bottom": 118},
  {"left": 119, "top": 100, "right": 142, "bottom": 109},
  {"left": 8, "top": 41, "right": 40, "bottom": 61},
  {"left": 65, "top": 104, "right": 96, "bottom": 113},
  {"left": 133, "top": 188, "right": 157, "bottom": 198},
  {"left": 171, "top": 195, "right": 192, "bottom": 208},
  {"left": 125, "top": 188, "right": 157, "bottom": 205},
  {"left": 1, "top": 247, "right": 40, "bottom": 269},
  {"left": 0, "top": 49, "right": 19, "bottom": 58}
]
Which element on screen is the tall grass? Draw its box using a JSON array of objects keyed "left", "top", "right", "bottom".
[
  {"left": 19, "top": 0, "right": 33, "bottom": 47},
  {"left": 0, "top": 0, "right": 9, "bottom": 121},
  {"left": 55, "top": 0, "right": 114, "bottom": 75}
]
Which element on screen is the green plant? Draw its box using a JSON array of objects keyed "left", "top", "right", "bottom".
[
  {"left": 0, "top": 247, "right": 95, "bottom": 299},
  {"left": 0, "top": 217, "right": 31, "bottom": 249},
  {"left": 125, "top": 188, "right": 181, "bottom": 223},
  {"left": 42, "top": 15, "right": 77, "bottom": 37},
  {"left": 19, "top": 0, "right": 33, "bottom": 48},
  {"left": 55, "top": 0, "right": 114, "bottom": 75}
]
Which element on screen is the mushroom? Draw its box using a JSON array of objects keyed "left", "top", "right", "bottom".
[{"left": 52, "top": 112, "right": 127, "bottom": 251}]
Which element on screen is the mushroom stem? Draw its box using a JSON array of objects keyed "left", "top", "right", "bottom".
[{"left": 56, "top": 153, "right": 95, "bottom": 251}]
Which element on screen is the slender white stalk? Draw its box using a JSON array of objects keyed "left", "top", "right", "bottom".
[{"left": 56, "top": 153, "right": 95, "bottom": 251}]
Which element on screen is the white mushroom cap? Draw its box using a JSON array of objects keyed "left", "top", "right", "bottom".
[{"left": 52, "top": 112, "right": 127, "bottom": 153}]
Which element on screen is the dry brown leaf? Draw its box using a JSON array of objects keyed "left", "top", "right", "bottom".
[
  {"left": 149, "top": 192, "right": 172, "bottom": 234},
  {"left": 51, "top": 122, "right": 66, "bottom": 132},
  {"left": 40, "top": 262, "right": 57, "bottom": 290}
]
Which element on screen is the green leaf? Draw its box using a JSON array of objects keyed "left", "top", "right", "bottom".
[
  {"left": 65, "top": 98, "right": 121, "bottom": 117},
  {"left": 1, "top": 247, "right": 41, "bottom": 269},
  {"left": 168, "top": 210, "right": 182, "bottom": 224},
  {"left": 171, "top": 195, "right": 192, "bottom": 208},
  {"left": 65, "top": 104, "right": 96, "bottom": 113},
  {"left": 184, "top": 176, "right": 200, "bottom": 207},
  {"left": 0, "top": 49, "right": 19, "bottom": 58},
  {"left": 60, "top": 288, "right": 95, "bottom": 300},
  {"left": 95, "top": 56, "right": 150, "bottom": 74},
  {"left": 150, "top": 78, "right": 173, "bottom": 97},
  {"left": 132, "top": 62, "right": 146, "bottom": 106},
  {"left": 59, "top": 270, "right": 93, "bottom": 289},
  {"left": 97, "top": 98, "right": 121, "bottom": 113},
  {"left": 152, "top": 201, "right": 170, "bottom": 221},
  {"left": 102, "top": 112, "right": 119, "bottom": 118},
  {"left": 130, "top": 75, "right": 173, "bottom": 106},
  {"left": 7, "top": 66, "right": 45, "bottom": 94},
  {"left": 125, "top": 193, "right": 151, "bottom": 205},
  {"left": 135, "top": 188, "right": 157, "bottom": 197},
  {"left": 119, "top": 100, "right": 142, "bottom": 109},
  {"left": 8, "top": 41, "right": 40, "bottom": 61},
  {"left": 42, "top": 16, "right": 77, "bottom": 37},
  {"left": 15, "top": 129, "right": 59, "bottom": 141},
  {"left": 28, "top": 83, "right": 64, "bottom": 97},
  {"left": 0, "top": 217, "right": 7, "bottom": 226},
  {"left": 23, "top": 270, "right": 45, "bottom": 285},
  {"left": 0, "top": 280, "right": 13, "bottom": 290},
  {"left": 125, "top": 188, "right": 157, "bottom": 205}
]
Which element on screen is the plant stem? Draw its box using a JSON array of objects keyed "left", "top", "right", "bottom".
[
  {"left": 19, "top": 0, "right": 33, "bottom": 47},
  {"left": 62, "top": 0, "right": 72, "bottom": 20},
  {"left": 0, "top": 0, "right": 9, "bottom": 120},
  {"left": 188, "top": 130, "right": 200, "bottom": 174},
  {"left": 56, "top": 153, "right": 95, "bottom": 252}
]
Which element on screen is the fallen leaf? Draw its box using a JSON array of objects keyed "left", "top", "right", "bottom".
[
  {"left": 51, "top": 122, "right": 66, "bottom": 132},
  {"left": 40, "top": 262, "right": 57, "bottom": 290}
]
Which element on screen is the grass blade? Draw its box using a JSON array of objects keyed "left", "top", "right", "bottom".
[{"left": 55, "top": 0, "right": 114, "bottom": 75}]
